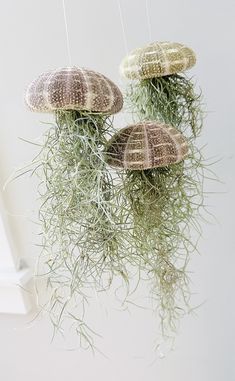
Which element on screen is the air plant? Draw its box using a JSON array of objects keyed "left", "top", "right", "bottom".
[
  {"left": 120, "top": 41, "right": 202, "bottom": 137},
  {"left": 104, "top": 43, "right": 205, "bottom": 338},
  {"left": 105, "top": 121, "right": 202, "bottom": 336},
  {"left": 25, "top": 66, "right": 131, "bottom": 347}
]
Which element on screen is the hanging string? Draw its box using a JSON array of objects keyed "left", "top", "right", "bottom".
[
  {"left": 116, "top": 0, "right": 129, "bottom": 55},
  {"left": 62, "top": 0, "right": 72, "bottom": 66},
  {"left": 145, "top": 0, "right": 152, "bottom": 42}
]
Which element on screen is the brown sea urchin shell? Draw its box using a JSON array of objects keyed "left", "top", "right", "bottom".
[
  {"left": 25, "top": 67, "right": 123, "bottom": 114},
  {"left": 106, "top": 121, "right": 189, "bottom": 170},
  {"left": 120, "top": 41, "right": 196, "bottom": 80}
]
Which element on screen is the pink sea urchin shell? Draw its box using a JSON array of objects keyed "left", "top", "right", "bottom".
[
  {"left": 106, "top": 121, "right": 189, "bottom": 170},
  {"left": 25, "top": 67, "right": 123, "bottom": 115}
]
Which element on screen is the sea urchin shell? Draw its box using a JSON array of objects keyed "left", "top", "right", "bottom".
[
  {"left": 106, "top": 121, "right": 189, "bottom": 170},
  {"left": 25, "top": 67, "right": 123, "bottom": 114},
  {"left": 120, "top": 41, "right": 196, "bottom": 80}
]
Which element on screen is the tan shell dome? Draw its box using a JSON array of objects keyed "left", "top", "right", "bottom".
[
  {"left": 106, "top": 121, "right": 189, "bottom": 170},
  {"left": 120, "top": 41, "right": 196, "bottom": 80},
  {"left": 25, "top": 67, "right": 123, "bottom": 114}
]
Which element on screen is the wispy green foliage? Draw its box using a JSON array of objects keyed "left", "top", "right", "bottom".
[
  {"left": 120, "top": 146, "right": 205, "bottom": 335},
  {"left": 127, "top": 74, "right": 203, "bottom": 137},
  {"left": 118, "top": 73, "right": 206, "bottom": 338},
  {"left": 33, "top": 110, "right": 133, "bottom": 349}
]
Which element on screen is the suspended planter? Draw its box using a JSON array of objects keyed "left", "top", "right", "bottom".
[
  {"left": 120, "top": 41, "right": 202, "bottom": 137},
  {"left": 25, "top": 66, "right": 132, "bottom": 346},
  {"left": 105, "top": 121, "right": 201, "bottom": 335},
  {"left": 102, "top": 41, "right": 206, "bottom": 337}
]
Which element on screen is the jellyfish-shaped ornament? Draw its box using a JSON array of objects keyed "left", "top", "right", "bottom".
[
  {"left": 25, "top": 67, "right": 128, "bottom": 345},
  {"left": 120, "top": 41, "right": 202, "bottom": 137},
  {"left": 106, "top": 120, "right": 203, "bottom": 336},
  {"left": 117, "top": 43, "right": 206, "bottom": 336}
]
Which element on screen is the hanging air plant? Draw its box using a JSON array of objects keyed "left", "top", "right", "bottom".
[
  {"left": 120, "top": 41, "right": 202, "bottom": 137},
  {"left": 25, "top": 66, "right": 132, "bottom": 346},
  {"left": 105, "top": 121, "right": 203, "bottom": 335},
  {"left": 103, "top": 42, "right": 206, "bottom": 337}
]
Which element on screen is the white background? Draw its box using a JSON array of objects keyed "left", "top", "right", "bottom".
[{"left": 0, "top": 0, "right": 234, "bottom": 380}]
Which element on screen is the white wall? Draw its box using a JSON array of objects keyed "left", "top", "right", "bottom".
[{"left": 0, "top": 0, "right": 234, "bottom": 380}]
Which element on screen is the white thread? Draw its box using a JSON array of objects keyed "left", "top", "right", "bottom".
[
  {"left": 62, "top": 0, "right": 72, "bottom": 66},
  {"left": 116, "top": 0, "right": 129, "bottom": 55},
  {"left": 145, "top": 0, "right": 152, "bottom": 41}
]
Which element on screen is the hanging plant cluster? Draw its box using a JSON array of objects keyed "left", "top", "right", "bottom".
[{"left": 24, "top": 41, "right": 205, "bottom": 349}]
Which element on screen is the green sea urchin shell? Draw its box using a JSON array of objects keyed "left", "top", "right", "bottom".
[{"left": 120, "top": 41, "right": 196, "bottom": 80}]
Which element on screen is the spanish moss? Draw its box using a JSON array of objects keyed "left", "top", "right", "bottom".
[
  {"left": 34, "top": 110, "right": 132, "bottom": 349},
  {"left": 126, "top": 74, "right": 203, "bottom": 137}
]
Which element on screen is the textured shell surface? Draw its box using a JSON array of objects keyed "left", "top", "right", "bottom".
[
  {"left": 120, "top": 41, "right": 196, "bottom": 80},
  {"left": 25, "top": 67, "right": 123, "bottom": 114},
  {"left": 106, "top": 121, "right": 189, "bottom": 170}
]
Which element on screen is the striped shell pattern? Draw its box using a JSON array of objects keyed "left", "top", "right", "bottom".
[
  {"left": 25, "top": 67, "right": 123, "bottom": 114},
  {"left": 120, "top": 41, "right": 196, "bottom": 80},
  {"left": 106, "top": 121, "right": 189, "bottom": 170}
]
